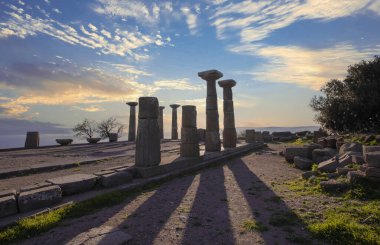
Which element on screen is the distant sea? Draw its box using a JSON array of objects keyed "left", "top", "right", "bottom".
[{"left": 0, "top": 126, "right": 320, "bottom": 149}]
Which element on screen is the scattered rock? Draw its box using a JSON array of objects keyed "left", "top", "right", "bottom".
[
  {"left": 320, "top": 180, "right": 349, "bottom": 191},
  {"left": 294, "top": 156, "right": 314, "bottom": 170},
  {"left": 284, "top": 147, "right": 309, "bottom": 162},
  {"left": 327, "top": 172, "right": 338, "bottom": 179},
  {"left": 317, "top": 138, "right": 327, "bottom": 148},
  {"left": 312, "top": 148, "right": 337, "bottom": 163},
  {"left": 364, "top": 167, "right": 380, "bottom": 178},
  {"left": 318, "top": 158, "right": 338, "bottom": 172},
  {"left": 47, "top": 174, "right": 98, "bottom": 196},
  {"left": 347, "top": 171, "right": 365, "bottom": 183},
  {"left": 0, "top": 189, "right": 16, "bottom": 198},
  {"left": 18, "top": 185, "right": 62, "bottom": 213},
  {"left": 336, "top": 167, "right": 352, "bottom": 176},
  {"left": 0, "top": 195, "right": 17, "bottom": 218},
  {"left": 339, "top": 142, "right": 362, "bottom": 155},
  {"left": 325, "top": 136, "right": 337, "bottom": 149},
  {"left": 363, "top": 146, "right": 380, "bottom": 162},
  {"left": 365, "top": 152, "right": 380, "bottom": 168},
  {"left": 302, "top": 171, "right": 318, "bottom": 179},
  {"left": 100, "top": 171, "right": 133, "bottom": 188}
]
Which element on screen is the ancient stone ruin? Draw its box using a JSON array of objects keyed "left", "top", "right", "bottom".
[
  {"left": 126, "top": 102, "right": 138, "bottom": 142},
  {"left": 170, "top": 104, "right": 181, "bottom": 140},
  {"left": 180, "top": 105, "right": 200, "bottom": 157},
  {"left": 158, "top": 106, "right": 165, "bottom": 139},
  {"left": 218, "top": 79, "right": 237, "bottom": 148},
  {"left": 135, "top": 97, "right": 161, "bottom": 167},
  {"left": 25, "top": 131, "right": 39, "bottom": 148},
  {"left": 198, "top": 69, "right": 223, "bottom": 152}
]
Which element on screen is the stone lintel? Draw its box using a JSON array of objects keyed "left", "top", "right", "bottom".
[{"left": 198, "top": 69, "right": 223, "bottom": 81}]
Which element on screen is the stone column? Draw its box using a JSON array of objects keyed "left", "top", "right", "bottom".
[
  {"left": 198, "top": 69, "right": 223, "bottom": 152},
  {"left": 180, "top": 106, "right": 200, "bottom": 157},
  {"left": 135, "top": 97, "right": 161, "bottom": 167},
  {"left": 126, "top": 102, "right": 138, "bottom": 141},
  {"left": 25, "top": 132, "right": 39, "bottom": 148},
  {"left": 158, "top": 106, "right": 165, "bottom": 139},
  {"left": 170, "top": 104, "right": 180, "bottom": 140},
  {"left": 218, "top": 79, "right": 237, "bottom": 148}
]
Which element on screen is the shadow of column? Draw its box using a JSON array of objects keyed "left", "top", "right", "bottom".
[
  {"left": 227, "top": 158, "right": 310, "bottom": 244},
  {"left": 181, "top": 166, "right": 235, "bottom": 245}
]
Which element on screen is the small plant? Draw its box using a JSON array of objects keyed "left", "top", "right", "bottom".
[
  {"left": 73, "top": 118, "right": 98, "bottom": 139},
  {"left": 97, "top": 117, "right": 124, "bottom": 139},
  {"left": 311, "top": 163, "right": 318, "bottom": 171},
  {"left": 242, "top": 219, "right": 269, "bottom": 232}
]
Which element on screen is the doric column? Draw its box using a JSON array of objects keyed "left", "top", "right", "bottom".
[
  {"left": 198, "top": 69, "right": 223, "bottom": 152},
  {"left": 218, "top": 79, "right": 237, "bottom": 148},
  {"left": 180, "top": 105, "right": 199, "bottom": 157},
  {"left": 158, "top": 106, "right": 165, "bottom": 139},
  {"left": 170, "top": 104, "right": 180, "bottom": 139},
  {"left": 126, "top": 102, "right": 138, "bottom": 141},
  {"left": 135, "top": 97, "right": 161, "bottom": 167}
]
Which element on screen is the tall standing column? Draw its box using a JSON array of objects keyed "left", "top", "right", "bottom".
[
  {"left": 218, "top": 79, "right": 237, "bottom": 148},
  {"left": 135, "top": 97, "right": 161, "bottom": 167},
  {"left": 198, "top": 69, "right": 223, "bottom": 152},
  {"left": 180, "top": 105, "right": 199, "bottom": 157},
  {"left": 170, "top": 104, "right": 180, "bottom": 139},
  {"left": 158, "top": 106, "right": 165, "bottom": 139},
  {"left": 126, "top": 102, "right": 138, "bottom": 141}
]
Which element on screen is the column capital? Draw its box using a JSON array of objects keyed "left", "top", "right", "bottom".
[
  {"left": 126, "top": 102, "right": 138, "bottom": 106},
  {"left": 218, "top": 79, "right": 236, "bottom": 88},
  {"left": 170, "top": 104, "right": 181, "bottom": 109},
  {"left": 159, "top": 106, "right": 165, "bottom": 110},
  {"left": 198, "top": 69, "right": 223, "bottom": 81}
]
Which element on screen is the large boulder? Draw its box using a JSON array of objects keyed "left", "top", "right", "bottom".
[
  {"left": 363, "top": 146, "right": 380, "bottom": 162},
  {"left": 312, "top": 148, "right": 337, "bottom": 163},
  {"left": 365, "top": 152, "right": 380, "bottom": 168},
  {"left": 339, "top": 142, "right": 362, "bottom": 155},
  {"left": 347, "top": 171, "right": 365, "bottom": 183},
  {"left": 318, "top": 153, "right": 352, "bottom": 172},
  {"left": 320, "top": 180, "right": 349, "bottom": 191},
  {"left": 325, "top": 136, "right": 337, "bottom": 149},
  {"left": 305, "top": 143, "right": 323, "bottom": 158},
  {"left": 284, "top": 147, "right": 309, "bottom": 162},
  {"left": 294, "top": 156, "right": 314, "bottom": 170},
  {"left": 365, "top": 167, "right": 380, "bottom": 178}
]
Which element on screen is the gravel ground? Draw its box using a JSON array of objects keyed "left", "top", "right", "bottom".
[{"left": 15, "top": 144, "right": 331, "bottom": 245}]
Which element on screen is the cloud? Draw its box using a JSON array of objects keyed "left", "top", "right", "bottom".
[
  {"left": 181, "top": 6, "right": 198, "bottom": 35},
  {"left": 154, "top": 79, "right": 203, "bottom": 90},
  {"left": 0, "top": 5, "right": 171, "bottom": 60},
  {"left": 110, "top": 64, "right": 152, "bottom": 76},
  {"left": 71, "top": 105, "right": 105, "bottom": 112},
  {"left": 0, "top": 118, "right": 70, "bottom": 135},
  {"left": 230, "top": 43, "right": 380, "bottom": 90},
  {"left": 210, "top": 0, "right": 380, "bottom": 42}
]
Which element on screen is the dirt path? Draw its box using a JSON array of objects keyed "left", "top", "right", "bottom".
[{"left": 15, "top": 144, "right": 328, "bottom": 245}]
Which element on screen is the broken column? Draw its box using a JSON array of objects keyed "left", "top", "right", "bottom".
[
  {"left": 198, "top": 69, "right": 223, "bottom": 152},
  {"left": 135, "top": 97, "right": 161, "bottom": 167},
  {"left": 25, "top": 132, "right": 39, "bottom": 148},
  {"left": 158, "top": 106, "right": 165, "bottom": 139},
  {"left": 126, "top": 102, "right": 138, "bottom": 141},
  {"left": 218, "top": 79, "right": 237, "bottom": 148},
  {"left": 170, "top": 104, "right": 180, "bottom": 140},
  {"left": 180, "top": 106, "right": 199, "bottom": 157}
]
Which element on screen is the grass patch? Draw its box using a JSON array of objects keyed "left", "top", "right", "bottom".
[
  {"left": 269, "top": 211, "right": 299, "bottom": 227},
  {"left": 308, "top": 201, "right": 380, "bottom": 245},
  {"left": 285, "top": 178, "right": 324, "bottom": 196},
  {"left": 290, "top": 138, "right": 313, "bottom": 145},
  {"left": 241, "top": 219, "right": 269, "bottom": 232}
]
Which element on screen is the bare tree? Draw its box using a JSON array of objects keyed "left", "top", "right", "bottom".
[
  {"left": 97, "top": 117, "right": 125, "bottom": 139},
  {"left": 73, "top": 118, "right": 98, "bottom": 139}
]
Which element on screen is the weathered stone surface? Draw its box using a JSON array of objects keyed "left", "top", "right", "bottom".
[
  {"left": 0, "top": 195, "right": 17, "bottom": 218},
  {"left": 305, "top": 143, "right": 323, "bottom": 158},
  {"left": 20, "top": 182, "right": 53, "bottom": 192},
  {"left": 158, "top": 106, "right": 165, "bottom": 139},
  {"left": 66, "top": 226, "right": 132, "bottom": 245},
  {"left": 181, "top": 128, "right": 199, "bottom": 143},
  {"left": 25, "top": 131, "right": 39, "bottom": 148},
  {"left": 170, "top": 104, "right": 181, "bottom": 139},
  {"left": 302, "top": 171, "right": 318, "bottom": 179},
  {"left": 365, "top": 167, "right": 380, "bottom": 178},
  {"left": 0, "top": 189, "right": 16, "bottom": 198},
  {"left": 352, "top": 155, "right": 365, "bottom": 164},
  {"left": 347, "top": 171, "right": 365, "bottom": 183},
  {"left": 245, "top": 129, "right": 255, "bottom": 143},
  {"left": 138, "top": 98, "right": 159, "bottom": 119},
  {"left": 93, "top": 170, "right": 115, "bottom": 176},
  {"left": 180, "top": 143, "right": 200, "bottom": 157},
  {"left": 47, "top": 174, "right": 98, "bottom": 195},
  {"left": 135, "top": 100, "right": 161, "bottom": 168},
  {"left": 336, "top": 167, "right": 352, "bottom": 176},
  {"left": 339, "top": 142, "right": 363, "bottom": 155},
  {"left": 126, "top": 102, "right": 138, "bottom": 141},
  {"left": 181, "top": 105, "right": 196, "bottom": 128},
  {"left": 56, "top": 139, "right": 73, "bottom": 146},
  {"left": 255, "top": 132, "right": 263, "bottom": 142},
  {"left": 284, "top": 147, "right": 309, "bottom": 162},
  {"left": 272, "top": 131, "right": 293, "bottom": 138},
  {"left": 206, "top": 97, "right": 218, "bottom": 110},
  {"left": 197, "top": 128, "right": 206, "bottom": 142},
  {"left": 317, "top": 138, "right": 327, "bottom": 148},
  {"left": 223, "top": 100, "right": 234, "bottom": 112},
  {"left": 18, "top": 185, "right": 62, "bottom": 212},
  {"left": 320, "top": 180, "right": 349, "bottom": 191},
  {"left": 294, "top": 156, "right": 314, "bottom": 170},
  {"left": 325, "top": 136, "right": 337, "bottom": 149},
  {"left": 223, "top": 128, "right": 237, "bottom": 148},
  {"left": 313, "top": 130, "right": 327, "bottom": 143},
  {"left": 100, "top": 171, "right": 133, "bottom": 188},
  {"left": 363, "top": 145, "right": 380, "bottom": 162},
  {"left": 317, "top": 158, "right": 338, "bottom": 172},
  {"left": 206, "top": 110, "right": 220, "bottom": 131},
  {"left": 312, "top": 148, "right": 337, "bottom": 163},
  {"left": 365, "top": 152, "right": 380, "bottom": 167},
  {"left": 198, "top": 69, "right": 223, "bottom": 81},
  {"left": 205, "top": 131, "right": 221, "bottom": 152},
  {"left": 223, "top": 112, "right": 236, "bottom": 128}
]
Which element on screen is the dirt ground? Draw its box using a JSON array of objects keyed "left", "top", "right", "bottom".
[{"left": 15, "top": 143, "right": 331, "bottom": 245}]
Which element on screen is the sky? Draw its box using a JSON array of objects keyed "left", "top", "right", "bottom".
[{"left": 0, "top": 0, "right": 380, "bottom": 135}]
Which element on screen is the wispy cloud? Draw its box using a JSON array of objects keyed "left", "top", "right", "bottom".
[
  {"left": 71, "top": 105, "right": 105, "bottom": 112},
  {"left": 181, "top": 6, "right": 199, "bottom": 35},
  {"left": 154, "top": 79, "right": 203, "bottom": 90},
  {"left": 230, "top": 43, "right": 380, "bottom": 90}
]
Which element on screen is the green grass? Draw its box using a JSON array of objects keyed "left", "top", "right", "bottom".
[
  {"left": 290, "top": 138, "right": 313, "bottom": 145},
  {"left": 285, "top": 178, "right": 324, "bottom": 196},
  {"left": 241, "top": 219, "right": 269, "bottom": 232},
  {"left": 269, "top": 211, "right": 299, "bottom": 227}
]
